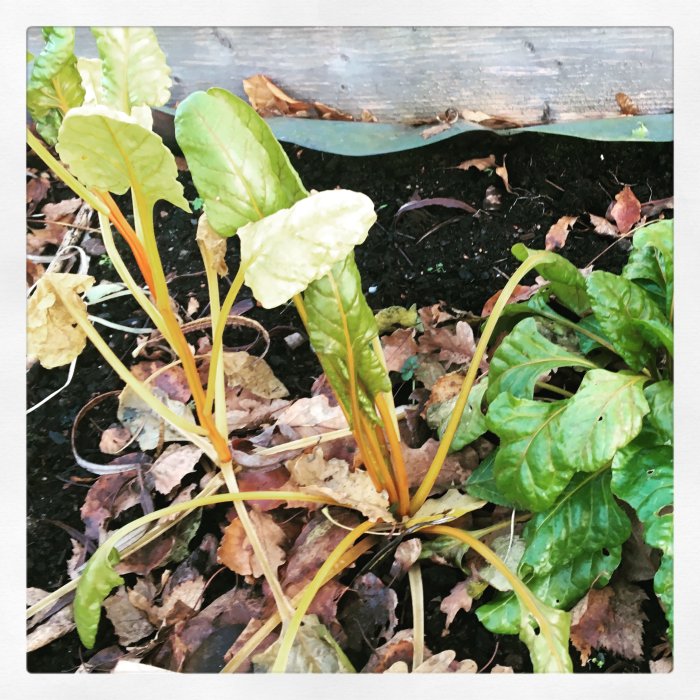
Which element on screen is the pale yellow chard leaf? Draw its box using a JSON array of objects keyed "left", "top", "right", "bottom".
[
  {"left": 27, "top": 27, "right": 85, "bottom": 145},
  {"left": 91, "top": 27, "right": 171, "bottom": 112},
  {"left": 196, "top": 212, "right": 228, "bottom": 276},
  {"left": 239, "top": 189, "right": 376, "bottom": 308},
  {"left": 27, "top": 273, "right": 95, "bottom": 369},
  {"left": 412, "top": 488, "right": 486, "bottom": 523},
  {"left": 56, "top": 105, "right": 189, "bottom": 212},
  {"left": 286, "top": 448, "right": 392, "bottom": 522},
  {"left": 253, "top": 615, "right": 355, "bottom": 673},
  {"left": 519, "top": 602, "right": 573, "bottom": 673},
  {"left": 77, "top": 57, "right": 103, "bottom": 105}
]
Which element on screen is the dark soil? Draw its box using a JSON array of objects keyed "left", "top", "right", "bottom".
[{"left": 27, "top": 128, "right": 672, "bottom": 672}]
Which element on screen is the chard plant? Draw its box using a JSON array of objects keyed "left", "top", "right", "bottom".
[{"left": 26, "top": 27, "right": 672, "bottom": 674}]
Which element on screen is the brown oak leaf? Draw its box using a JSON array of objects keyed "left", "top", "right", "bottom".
[
  {"left": 381, "top": 327, "right": 419, "bottom": 372},
  {"left": 440, "top": 580, "right": 473, "bottom": 631},
  {"left": 148, "top": 444, "right": 203, "bottom": 495},
  {"left": 610, "top": 186, "right": 642, "bottom": 234},
  {"left": 418, "top": 320, "right": 477, "bottom": 367},
  {"left": 545, "top": 215, "right": 578, "bottom": 251}
]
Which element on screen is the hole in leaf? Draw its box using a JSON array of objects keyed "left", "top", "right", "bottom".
[
  {"left": 602, "top": 547, "right": 610, "bottom": 556},
  {"left": 659, "top": 505, "right": 673, "bottom": 517},
  {"left": 647, "top": 469, "right": 655, "bottom": 476},
  {"left": 597, "top": 416, "right": 604, "bottom": 422}
]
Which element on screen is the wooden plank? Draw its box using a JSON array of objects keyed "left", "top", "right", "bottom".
[{"left": 27, "top": 26, "right": 672, "bottom": 124}]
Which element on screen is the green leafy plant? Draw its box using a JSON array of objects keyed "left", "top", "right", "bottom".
[{"left": 26, "top": 27, "right": 672, "bottom": 674}]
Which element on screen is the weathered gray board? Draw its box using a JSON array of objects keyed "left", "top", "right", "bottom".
[{"left": 27, "top": 26, "right": 673, "bottom": 124}]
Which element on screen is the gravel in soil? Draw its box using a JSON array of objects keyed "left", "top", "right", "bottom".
[{"left": 27, "top": 128, "right": 672, "bottom": 672}]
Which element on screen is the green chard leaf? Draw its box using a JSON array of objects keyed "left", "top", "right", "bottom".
[
  {"left": 27, "top": 27, "right": 85, "bottom": 145},
  {"left": 635, "top": 318, "right": 674, "bottom": 356},
  {"left": 426, "top": 380, "right": 488, "bottom": 453},
  {"left": 623, "top": 220, "right": 673, "bottom": 317},
  {"left": 486, "top": 394, "right": 573, "bottom": 512},
  {"left": 644, "top": 380, "right": 673, "bottom": 443},
  {"left": 466, "top": 450, "right": 519, "bottom": 508},
  {"left": 511, "top": 243, "right": 590, "bottom": 315},
  {"left": 56, "top": 105, "right": 189, "bottom": 213},
  {"left": 586, "top": 271, "right": 671, "bottom": 371},
  {"left": 304, "top": 254, "right": 390, "bottom": 423},
  {"left": 239, "top": 190, "right": 376, "bottom": 309},
  {"left": 479, "top": 546, "right": 622, "bottom": 634},
  {"left": 575, "top": 315, "right": 611, "bottom": 355},
  {"left": 486, "top": 316, "right": 596, "bottom": 403},
  {"left": 553, "top": 369, "right": 648, "bottom": 473},
  {"left": 91, "top": 27, "right": 171, "bottom": 113},
  {"left": 520, "top": 470, "right": 631, "bottom": 576},
  {"left": 611, "top": 443, "right": 673, "bottom": 637},
  {"left": 174, "top": 87, "right": 308, "bottom": 236},
  {"left": 74, "top": 546, "right": 124, "bottom": 648}
]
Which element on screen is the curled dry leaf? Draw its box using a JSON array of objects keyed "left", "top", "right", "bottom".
[
  {"left": 81, "top": 468, "right": 140, "bottom": 541},
  {"left": 217, "top": 510, "right": 286, "bottom": 578},
  {"left": 27, "top": 588, "right": 76, "bottom": 652},
  {"left": 456, "top": 154, "right": 512, "bottom": 193},
  {"left": 149, "top": 444, "right": 203, "bottom": 495},
  {"left": 226, "top": 387, "right": 290, "bottom": 431},
  {"left": 481, "top": 281, "right": 544, "bottom": 317},
  {"left": 545, "top": 215, "right": 578, "bottom": 251},
  {"left": 589, "top": 213, "right": 620, "bottom": 238},
  {"left": 274, "top": 394, "right": 347, "bottom": 437},
  {"left": 440, "top": 580, "right": 473, "bottom": 631},
  {"left": 362, "top": 629, "right": 415, "bottom": 673},
  {"left": 223, "top": 351, "right": 289, "bottom": 399},
  {"left": 195, "top": 212, "right": 228, "bottom": 276},
  {"left": 131, "top": 361, "right": 192, "bottom": 403},
  {"left": 413, "top": 488, "right": 485, "bottom": 521},
  {"left": 286, "top": 448, "right": 392, "bottom": 522},
  {"left": 27, "top": 273, "right": 95, "bottom": 369},
  {"left": 421, "top": 123, "right": 451, "bottom": 139},
  {"left": 381, "top": 327, "right": 419, "bottom": 372},
  {"left": 390, "top": 538, "right": 422, "bottom": 579},
  {"left": 570, "top": 580, "right": 648, "bottom": 665},
  {"left": 27, "top": 197, "right": 83, "bottom": 252},
  {"left": 615, "top": 92, "right": 639, "bottom": 116},
  {"left": 610, "top": 185, "right": 642, "bottom": 234},
  {"left": 26, "top": 171, "right": 51, "bottom": 210}
]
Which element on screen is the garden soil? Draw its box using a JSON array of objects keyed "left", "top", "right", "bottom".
[{"left": 27, "top": 128, "right": 673, "bottom": 673}]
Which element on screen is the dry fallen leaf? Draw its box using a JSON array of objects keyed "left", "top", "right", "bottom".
[
  {"left": 196, "top": 212, "right": 228, "bottom": 276},
  {"left": 418, "top": 320, "right": 478, "bottom": 367},
  {"left": 455, "top": 154, "right": 512, "bottom": 192},
  {"left": 27, "top": 273, "right": 95, "bottom": 369},
  {"left": 545, "top": 215, "right": 578, "bottom": 251},
  {"left": 381, "top": 327, "right": 419, "bottom": 372},
  {"left": 440, "top": 580, "right": 473, "bottom": 631},
  {"left": 103, "top": 586, "right": 156, "bottom": 646},
  {"left": 570, "top": 580, "right": 648, "bottom": 665},
  {"left": 223, "top": 352, "right": 288, "bottom": 399},
  {"left": 27, "top": 588, "right": 76, "bottom": 652},
  {"left": 286, "top": 448, "right": 392, "bottom": 521},
  {"left": 390, "top": 538, "right": 422, "bottom": 579},
  {"left": 610, "top": 186, "right": 642, "bottom": 234},
  {"left": 616, "top": 92, "right": 639, "bottom": 116},
  {"left": 217, "top": 510, "right": 286, "bottom": 578},
  {"left": 81, "top": 469, "right": 140, "bottom": 541},
  {"left": 186, "top": 296, "right": 200, "bottom": 317},
  {"left": 131, "top": 361, "right": 192, "bottom": 404},
  {"left": 27, "top": 197, "right": 83, "bottom": 252},
  {"left": 423, "top": 371, "right": 464, "bottom": 415},
  {"left": 421, "top": 123, "right": 451, "bottom": 139},
  {"left": 649, "top": 657, "right": 673, "bottom": 673},
  {"left": 149, "top": 444, "right": 203, "bottom": 495},
  {"left": 99, "top": 425, "right": 134, "bottom": 454},
  {"left": 226, "top": 387, "right": 290, "bottom": 431},
  {"left": 402, "top": 439, "right": 478, "bottom": 490},
  {"left": 480, "top": 281, "right": 544, "bottom": 317},
  {"left": 26, "top": 171, "right": 51, "bottom": 213},
  {"left": 274, "top": 394, "right": 347, "bottom": 437},
  {"left": 362, "top": 629, "right": 415, "bottom": 673},
  {"left": 589, "top": 213, "right": 620, "bottom": 238}
]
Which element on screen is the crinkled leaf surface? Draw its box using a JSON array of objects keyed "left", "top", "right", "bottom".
[
  {"left": 486, "top": 394, "right": 573, "bottom": 511},
  {"left": 27, "top": 273, "right": 95, "bottom": 369},
  {"left": 426, "top": 380, "right": 488, "bottom": 453},
  {"left": 511, "top": 243, "right": 590, "bottom": 315},
  {"left": 586, "top": 271, "right": 670, "bottom": 371},
  {"left": 56, "top": 105, "right": 189, "bottom": 211},
  {"left": 253, "top": 615, "right": 354, "bottom": 672},
  {"left": 77, "top": 57, "right": 103, "bottom": 105},
  {"left": 174, "top": 87, "right": 307, "bottom": 236},
  {"left": 375, "top": 304, "right": 418, "bottom": 333},
  {"left": 521, "top": 470, "right": 631, "bottom": 576},
  {"left": 240, "top": 191, "right": 376, "bottom": 308},
  {"left": 92, "top": 27, "right": 171, "bottom": 112},
  {"left": 486, "top": 317, "right": 595, "bottom": 403},
  {"left": 644, "top": 380, "right": 673, "bottom": 443},
  {"left": 553, "top": 369, "right": 648, "bottom": 473},
  {"left": 480, "top": 535, "right": 527, "bottom": 592},
  {"left": 478, "top": 546, "right": 622, "bottom": 635},
  {"left": 74, "top": 546, "right": 124, "bottom": 648},
  {"left": 575, "top": 315, "right": 610, "bottom": 355},
  {"left": 304, "top": 254, "right": 390, "bottom": 421},
  {"left": 27, "top": 27, "right": 85, "bottom": 145},
  {"left": 635, "top": 318, "right": 674, "bottom": 356},
  {"left": 412, "top": 488, "right": 485, "bottom": 522},
  {"left": 612, "top": 443, "right": 673, "bottom": 636}
]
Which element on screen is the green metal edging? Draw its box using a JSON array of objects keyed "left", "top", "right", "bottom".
[{"left": 265, "top": 114, "right": 673, "bottom": 156}]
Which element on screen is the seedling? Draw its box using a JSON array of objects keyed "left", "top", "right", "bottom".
[{"left": 26, "top": 27, "right": 672, "bottom": 674}]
